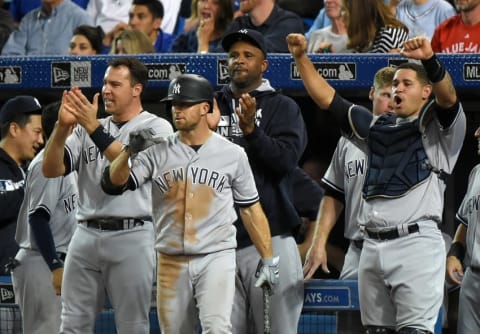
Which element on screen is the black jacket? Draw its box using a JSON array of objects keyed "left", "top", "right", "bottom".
[
  {"left": 215, "top": 80, "right": 307, "bottom": 248},
  {"left": 0, "top": 148, "right": 25, "bottom": 229}
]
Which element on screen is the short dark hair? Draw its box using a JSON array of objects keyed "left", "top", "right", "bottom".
[
  {"left": 73, "top": 25, "right": 105, "bottom": 54},
  {"left": 132, "top": 0, "right": 164, "bottom": 19},
  {"left": 395, "top": 62, "right": 431, "bottom": 86},
  {"left": 42, "top": 101, "right": 62, "bottom": 140},
  {"left": 0, "top": 113, "right": 33, "bottom": 138},
  {"left": 108, "top": 57, "right": 149, "bottom": 89}
]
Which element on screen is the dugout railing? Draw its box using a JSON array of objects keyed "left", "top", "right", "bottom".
[{"left": 0, "top": 276, "right": 442, "bottom": 333}]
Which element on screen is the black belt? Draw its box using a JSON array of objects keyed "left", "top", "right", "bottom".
[
  {"left": 352, "top": 239, "right": 364, "bottom": 249},
  {"left": 79, "top": 218, "right": 146, "bottom": 231},
  {"left": 365, "top": 223, "right": 419, "bottom": 240},
  {"left": 470, "top": 266, "right": 480, "bottom": 273}
]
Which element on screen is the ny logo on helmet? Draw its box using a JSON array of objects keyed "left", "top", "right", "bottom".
[{"left": 172, "top": 83, "right": 181, "bottom": 95}]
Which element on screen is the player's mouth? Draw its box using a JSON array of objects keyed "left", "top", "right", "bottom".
[
  {"left": 393, "top": 95, "right": 403, "bottom": 108},
  {"left": 103, "top": 98, "right": 114, "bottom": 107}
]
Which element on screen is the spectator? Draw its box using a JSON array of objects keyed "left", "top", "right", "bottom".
[
  {"left": 218, "top": 0, "right": 304, "bottom": 53},
  {"left": 0, "top": 96, "right": 44, "bottom": 276},
  {"left": 171, "top": 0, "right": 234, "bottom": 53},
  {"left": 307, "top": 0, "right": 349, "bottom": 53},
  {"left": 343, "top": 0, "right": 409, "bottom": 53},
  {"left": 110, "top": 29, "right": 155, "bottom": 54},
  {"left": 303, "top": 67, "right": 396, "bottom": 281},
  {"left": 2, "top": 0, "right": 93, "bottom": 56},
  {"left": 287, "top": 32, "right": 465, "bottom": 334},
  {"left": 69, "top": 25, "right": 104, "bottom": 55},
  {"left": 8, "top": 0, "right": 88, "bottom": 23},
  {"left": 396, "top": 0, "right": 457, "bottom": 39},
  {"left": 42, "top": 58, "right": 173, "bottom": 334},
  {"left": 11, "top": 101, "right": 78, "bottom": 334},
  {"left": 86, "top": 0, "right": 129, "bottom": 34},
  {"left": 305, "top": 7, "right": 331, "bottom": 40},
  {"left": 432, "top": 0, "right": 480, "bottom": 53},
  {"left": 216, "top": 29, "right": 307, "bottom": 334},
  {"left": 103, "top": 0, "right": 174, "bottom": 53},
  {"left": 159, "top": 0, "right": 182, "bottom": 34},
  {"left": 0, "top": 6, "right": 15, "bottom": 53}
]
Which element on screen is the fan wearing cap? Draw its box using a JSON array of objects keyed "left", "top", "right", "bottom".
[
  {"left": 102, "top": 73, "right": 278, "bottom": 334},
  {"left": 215, "top": 29, "right": 307, "bottom": 334},
  {"left": 0, "top": 95, "right": 44, "bottom": 276}
]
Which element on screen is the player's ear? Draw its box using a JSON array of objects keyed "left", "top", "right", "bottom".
[
  {"left": 261, "top": 59, "right": 269, "bottom": 73},
  {"left": 368, "top": 86, "right": 375, "bottom": 101},
  {"left": 132, "top": 83, "right": 143, "bottom": 97}
]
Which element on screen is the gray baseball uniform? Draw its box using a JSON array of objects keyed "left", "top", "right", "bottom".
[
  {"left": 12, "top": 150, "right": 77, "bottom": 334},
  {"left": 353, "top": 103, "right": 466, "bottom": 332},
  {"left": 59, "top": 111, "right": 173, "bottom": 334},
  {"left": 129, "top": 131, "right": 259, "bottom": 333},
  {"left": 455, "top": 164, "right": 480, "bottom": 334},
  {"left": 322, "top": 136, "right": 366, "bottom": 279}
]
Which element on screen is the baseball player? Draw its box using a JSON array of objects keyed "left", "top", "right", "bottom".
[
  {"left": 288, "top": 34, "right": 465, "bottom": 334},
  {"left": 101, "top": 73, "right": 279, "bottom": 334},
  {"left": 11, "top": 101, "right": 78, "bottom": 334},
  {"left": 303, "top": 67, "right": 396, "bottom": 280},
  {"left": 446, "top": 125, "right": 480, "bottom": 334},
  {"left": 215, "top": 29, "right": 307, "bottom": 334},
  {"left": 42, "top": 57, "right": 173, "bottom": 334}
]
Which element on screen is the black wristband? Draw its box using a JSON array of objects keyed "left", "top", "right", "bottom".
[
  {"left": 89, "top": 125, "right": 115, "bottom": 152},
  {"left": 421, "top": 54, "right": 446, "bottom": 83},
  {"left": 447, "top": 241, "right": 465, "bottom": 262}
]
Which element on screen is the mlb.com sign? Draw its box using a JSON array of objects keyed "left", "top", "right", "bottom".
[{"left": 291, "top": 62, "right": 356, "bottom": 80}]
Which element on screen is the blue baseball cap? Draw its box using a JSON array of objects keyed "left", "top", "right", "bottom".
[
  {"left": 221, "top": 28, "right": 267, "bottom": 56},
  {"left": 0, "top": 95, "right": 42, "bottom": 126}
]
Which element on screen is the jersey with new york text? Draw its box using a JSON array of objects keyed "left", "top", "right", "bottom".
[
  {"left": 131, "top": 132, "right": 259, "bottom": 255},
  {"left": 15, "top": 150, "right": 77, "bottom": 253},
  {"left": 456, "top": 164, "right": 480, "bottom": 269},
  {"left": 64, "top": 111, "right": 173, "bottom": 220},
  {"left": 322, "top": 136, "right": 366, "bottom": 240}
]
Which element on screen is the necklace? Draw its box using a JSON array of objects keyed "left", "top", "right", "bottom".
[{"left": 404, "top": 0, "right": 439, "bottom": 20}]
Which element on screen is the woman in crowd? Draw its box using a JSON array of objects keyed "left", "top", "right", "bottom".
[
  {"left": 343, "top": 0, "right": 409, "bottom": 53},
  {"left": 69, "top": 25, "right": 105, "bottom": 55},
  {"left": 170, "top": 0, "right": 234, "bottom": 53},
  {"left": 110, "top": 29, "right": 155, "bottom": 54}
]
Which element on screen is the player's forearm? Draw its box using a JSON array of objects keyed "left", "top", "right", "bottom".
[
  {"left": 293, "top": 53, "right": 336, "bottom": 110},
  {"left": 432, "top": 71, "right": 457, "bottom": 108},
  {"left": 240, "top": 202, "right": 273, "bottom": 259},
  {"left": 42, "top": 123, "right": 69, "bottom": 177},
  {"left": 452, "top": 223, "right": 467, "bottom": 247},
  {"left": 109, "top": 149, "right": 131, "bottom": 186},
  {"left": 311, "top": 196, "right": 344, "bottom": 248},
  {"left": 421, "top": 54, "right": 457, "bottom": 108}
]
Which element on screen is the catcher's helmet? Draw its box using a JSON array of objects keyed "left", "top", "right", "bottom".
[{"left": 160, "top": 74, "right": 214, "bottom": 112}]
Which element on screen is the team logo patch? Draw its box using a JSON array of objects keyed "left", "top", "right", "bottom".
[
  {"left": 145, "top": 63, "right": 186, "bottom": 81},
  {"left": 172, "top": 82, "right": 181, "bottom": 94},
  {"left": 0, "top": 66, "right": 21, "bottom": 84},
  {"left": 291, "top": 62, "right": 357, "bottom": 80},
  {"left": 51, "top": 62, "right": 91, "bottom": 87}
]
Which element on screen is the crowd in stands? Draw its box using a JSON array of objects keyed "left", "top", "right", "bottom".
[{"left": 0, "top": 0, "right": 476, "bottom": 56}]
